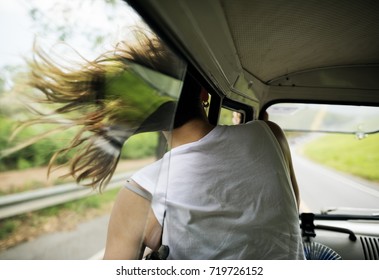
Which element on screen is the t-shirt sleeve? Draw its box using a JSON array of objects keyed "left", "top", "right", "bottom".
[
  {"left": 124, "top": 178, "right": 152, "bottom": 201},
  {"left": 129, "top": 160, "right": 161, "bottom": 192},
  {"left": 127, "top": 159, "right": 167, "bottom": 225}
]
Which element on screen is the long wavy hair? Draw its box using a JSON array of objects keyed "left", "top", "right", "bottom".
[{"left": 13, "top": 30, "right": 184, "bottom": 191}]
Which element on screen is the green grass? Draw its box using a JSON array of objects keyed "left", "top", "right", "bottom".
[
  {"left": 0, "top": 220, "right": 17, "bottom": 239},
  {"left": 121, "top": 132, "right": 159, "bottom": 159},
  {"left": 303, "top": 133, "right": 379, "bottom": 182},
  {"left": 39, "top": 187, "right": 119, "bottom": 216}
]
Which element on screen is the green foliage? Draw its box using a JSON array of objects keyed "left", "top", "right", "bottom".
[
  {"left": 0, "top": 115, "right": 77, "bottom": 172},
  {"left": 303, "top": 133, "right": 379, "bottom": 182},
  {"left": 0, "top": 77, "right": 4, "bottom": 93},
  {"left": 0, "top": 220, "right": 17, "bottom": 239},
  {"left": 0, "top": 117, "right": 17, "bottom": 171},
  {"left": 44, "top": 187, "right": 119, "bottom": 216},
  {"left": 121, "top": 132, "right": 159, "bottom": 159},
  {"left": 0, "top": 109, "right": 160, "bottom": 172},
  {"left": 218, "top": 108, "right": 235, "bottom": 125}
]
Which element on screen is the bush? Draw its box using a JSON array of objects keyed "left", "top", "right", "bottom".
[
  {"left": 0, "top": 116, "right": 77, "bottom": 171},
  {"left": 121, "top": 132, "right": 159, "bottom": 159},
  {"left": 0, "top": 112, "right": 161, "bottom": 172},
  {"left": 0, "top": 220, "right": 17, "bottom": 239}
]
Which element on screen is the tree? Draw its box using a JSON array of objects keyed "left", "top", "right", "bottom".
[{"left": 0, "top": 0, "right": 146, "bottom": 171}]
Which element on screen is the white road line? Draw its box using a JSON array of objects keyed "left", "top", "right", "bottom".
[
  {"left": 296, "top": 155, "right": 379, "bottom": 198},
  {"left": 324, "top": 171, "right": 379, "bottom": 199}
]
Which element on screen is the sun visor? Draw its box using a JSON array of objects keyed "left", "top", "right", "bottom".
[
  {"left": 129, "top": 63, "right": 184, "bottom": 99},
  {"left": 101, "top": 60, "right": 186, "bottom": 146}
]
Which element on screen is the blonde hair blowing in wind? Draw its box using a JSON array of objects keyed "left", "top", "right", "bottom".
[{"left": 20, "top": 30, "right": 184, "bottom": 191}]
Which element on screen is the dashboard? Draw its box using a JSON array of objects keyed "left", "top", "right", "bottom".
[{"left": 301, "top": 213, "right": 379, "bottom": 260}]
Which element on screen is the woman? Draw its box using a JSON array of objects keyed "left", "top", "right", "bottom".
[
  {"left": 104, "top": 72, "right": 304, "bottom": 259},
  {"left": 22, "top": 31, "right": 303, "bottom": 259}
]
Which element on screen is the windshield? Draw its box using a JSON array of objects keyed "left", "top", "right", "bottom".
[
  {"left": 267, "top": 103, "right": 379, "bottom": 135},
  {"left": 267, "top": 103, "right": 379, "bottom": 216}
]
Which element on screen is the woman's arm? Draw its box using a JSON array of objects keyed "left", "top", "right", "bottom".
[
  {"left": 265, "top": 121, "right": 300, "bottom": 208},
  {"left": 103, "top": 183, "right": 162, "bottom": 259}
]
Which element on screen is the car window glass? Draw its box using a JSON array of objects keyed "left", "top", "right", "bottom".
[
  {"left": 267, "top": 103, "right": 379, "bottom": 215},
  {"left": 218, "top": 108, "right": 243, "bottom": 125},
  {"left": 268, "top": 103, "right": 379, "bottom": 134},
  {"left": 0, "top": 0, "right": 186, "bottom": 256}
]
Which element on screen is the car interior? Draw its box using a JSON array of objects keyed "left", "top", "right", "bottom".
[
  {"left": 1, "top": 0, "right": 378, "bottom": 261},
  {"left": 126, "top": 0, "right": 379, "bottom": 260}
]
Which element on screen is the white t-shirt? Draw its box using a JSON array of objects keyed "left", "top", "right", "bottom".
[{"left": 130, "top": 121, "right": 305, "bottom": 259}]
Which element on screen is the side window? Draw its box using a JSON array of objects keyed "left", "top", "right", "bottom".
[
  {"left": 218, "top": 108, "right": 244, "bottom": 125},
  {"left": 218, "top": 97, "right": 254, "bottom": 125},
  {"left": 0, "top": 0, "right": 186, "bottom": 257}
]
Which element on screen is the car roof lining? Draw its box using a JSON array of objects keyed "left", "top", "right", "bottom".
[
  {"left": 221, "top": 0, "right": 379, "bottom": 82},
  {"left": 127, "top": 0, "right": 379, "bottom": 112}
]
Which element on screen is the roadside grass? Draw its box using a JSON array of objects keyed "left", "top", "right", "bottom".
[
  {"left": 0, "top": 187, "right": 120, "bottom": 251},
  {"left": 302, "top": 133, "right": 379, "bottom": 182}
]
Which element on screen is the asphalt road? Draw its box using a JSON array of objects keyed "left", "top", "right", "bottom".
[
  {"left": 0, "top": 214, "right": 109, "bottom": 260},
  {"left": 293, "top": 153, "right": 379, "bottom": 213}
]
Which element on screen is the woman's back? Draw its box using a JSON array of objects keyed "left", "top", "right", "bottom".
[{"left": 132, "top": 121, "right": 305, "bottom": 259}]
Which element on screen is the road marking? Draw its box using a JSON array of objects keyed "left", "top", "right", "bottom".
[
  {"left": 326, "top": 171, "right": 379, "bottom": 199},
  {"left": 296, "top": 155, "right": 379, "bottom": 199}
]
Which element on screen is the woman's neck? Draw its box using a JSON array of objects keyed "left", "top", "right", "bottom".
[{"left": 168, "top": 118, "right": 215, "bottom": 148}]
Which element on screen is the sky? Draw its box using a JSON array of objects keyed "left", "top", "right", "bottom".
[
  {"left": 0, "top": 0, "right": 34, "bottom": 67},
  {"left": 0, "top": 0, "right": 141, "bottom": 69}
]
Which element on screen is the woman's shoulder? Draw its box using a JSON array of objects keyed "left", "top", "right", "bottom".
[
  {"left": 131, "top": 158, "right": 165, "bottom": 188},
  {"left": 227, "top": 120, "right": 268, "bottom": 133}
]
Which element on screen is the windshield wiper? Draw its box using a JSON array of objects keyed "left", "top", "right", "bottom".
[{"left": 320, "top": 207, "right": 379, "bottom": 217}]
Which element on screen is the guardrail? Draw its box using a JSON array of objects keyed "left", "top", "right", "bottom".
[{"left": 0, "top": 172, "right": 132, "bottom": 220}]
